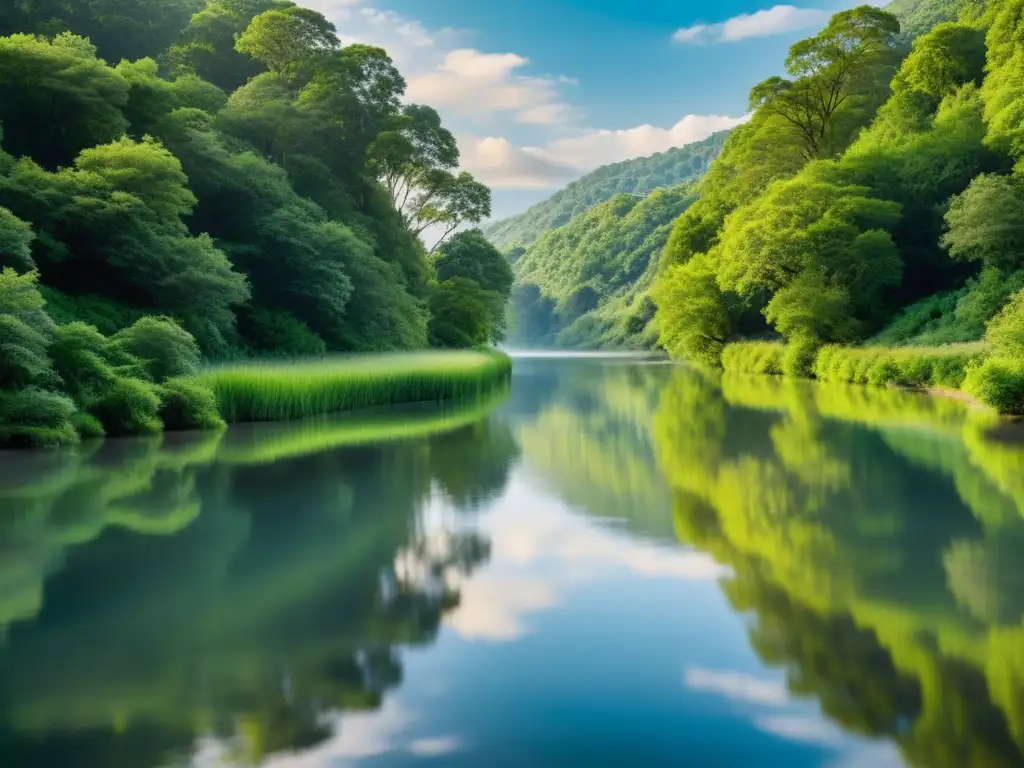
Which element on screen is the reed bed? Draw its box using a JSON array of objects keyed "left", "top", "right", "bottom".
[{"left": 196, "top": 350, "right": 512, "bottom": 423}]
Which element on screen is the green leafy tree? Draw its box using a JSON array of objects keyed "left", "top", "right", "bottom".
[
  {"left": 428, "top": 277, "right": 497, "bottom": 348},
  {"left": 0, "top": 207, "right": 33, "bottom": 271},
  {"left": 235, "top": 5, "right": 339, "bottom": 83},
  {"left": 749, "top": 6, "right": 904, "bottom": 161},
  {"left": 942, "top": 174, "right": 1024, "bottom": 272},
  {"left": 0, "top": 33, "right": 129, "bottom": 168},
  {"left": 165, "top": 0, "right": 279, "bottom": 92}
]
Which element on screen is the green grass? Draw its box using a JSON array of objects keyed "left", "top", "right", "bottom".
[{"left": 196, "top": 350, "right": 513, "bottom": 423}]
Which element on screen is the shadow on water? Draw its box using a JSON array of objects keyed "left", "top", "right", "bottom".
[{"left": 3, "top": 358, "right": 1024, "bottom": 766}]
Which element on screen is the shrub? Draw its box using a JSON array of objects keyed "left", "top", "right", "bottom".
[
  {"left": 71, "top": 411, "right": 105, "bottom": 438},
  {"left": 964, "top": 357, "right": 1024, "bottom": 414},
  {"left": 0, "top": 387, "right": 78, "bottom": 447},
  {"left": 89, "top": 377, "right": 163, "bottom": 436},
  {"left": 782, "top": 336, "right": 821, "bottom": 379},
  {"left": 987, "top": 289, "right": 1024, "bottom": 360},
  {"left": 48, "top": 321, "right": 119, "bottom": 404},
  {"left": 158, "top": 378, "right": 225, "bottom": 431},
  {"left": 721, "top": 342, "right": 785, "bottom": 376},
  {"left": 111, "top": 316, "right": 202, "bottom": 382}
]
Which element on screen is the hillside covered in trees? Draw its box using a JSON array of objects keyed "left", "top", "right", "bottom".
[
  {"left": 0, "top": 0, "right": 515, "bottom": 447},
  {"left": 509, "top": 183, "right": 698, "bottom": 349},
  {"left": 651, "top": 0, "right": 1024, "bottom": 411},
  {"left": 483, "top": 130, "right": 729, "bottom": 251}
]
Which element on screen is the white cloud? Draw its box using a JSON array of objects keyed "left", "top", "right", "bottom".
[
  {"left": 673, "top": 5, "right": 830, "bottom": 44},
  {"left": 683, "top": 668, "right": 792, "bottom": 706},
  {"left": 460, "top": 112, "right": 751, "bottom": 190},
  {"left": 407, "top": 49, "right": 576, "bottom": 125},
  {"left": 456, "top": 137, "right": 581, "bottom": 190},
  {"left": 300, "top": 0, "right": 575, "bottom": 126}
]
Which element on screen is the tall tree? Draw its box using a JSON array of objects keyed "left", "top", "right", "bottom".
[
  {"left": 235, "top": 5, "right": 339, "bottom": 83},
  {"left": 749, "top": 6, "right": 904, "bottom": 160}
]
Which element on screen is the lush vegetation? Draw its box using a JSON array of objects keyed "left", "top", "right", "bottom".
[
  {"left": 0, "top": 0, "right": 515, "bottom": 447},
  {"left": 483, "top": 130, "right": 729, "bottom": 251},
  {"left": 508, "top": 183, "right": 698, "bottom": 349},
  {"left": 199, "top": 350, "right": 512, "bottom": 423},
  {"left": 651, "top": 1, "right": 1024, "bottom": 413}
]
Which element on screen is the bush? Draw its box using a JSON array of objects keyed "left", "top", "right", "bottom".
[
  {"left": 48, "top": 321, "right": 119, "bottom": 404},
  {"left": 811, "top": 345, "right": 985, "bottom": 390},
  {"left": 782, "top": 336, "right": 821, "bottom": 378},
  {"left": 158, "top": 378, "right": 225, "bottom": 431},
  {"left": 721, "top": 342, "right": 785, "bottom": 376},
  {"left": 111, "top": 316, "right": 202, "bottom": 383},
  {"left": 0, "top": 387, "right": 78, "bottom": 447},
  {"left": 89, "top": 377, "right": 163, "bottom": 436},
  {"left": 964, "top": 357, "right": 1024, "bottom": 414},
  {"left": 71, "top": 411, "right": 105, "bottom": 438}
]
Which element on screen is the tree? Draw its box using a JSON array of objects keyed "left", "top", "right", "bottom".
[
  {"left": 0, "top": 137, "right": 250, "bottom": 352},
  {"left": 749, "top": 6, "right": 904, "bottom": 160},
  {"left": 164, "top": 0, "right": 279, "bottom": 92},
  {"left": 427, "top": 277, "right": 497, "bottom": 349},
  {"left": 942, "top": 174, "right": 1024, "bottom": 273},
  {"left": 0, "top": 33, "right": 129, "bottom": 168},
  {"left": 0, "top": 207, "right": 33, "bottom": 271},
  {"left": 893, "top": 23, "right": 986, "bottom": 106},
  {"left": 654, "top": 254, "right": 733, "bottom": 365},
  {"left": 300, "top": 44, "right": 407, "bottom": 173},
  {"left": 431, "top": 230, "right": 512, "bottom": 341},
  {"left": 235, "top": 6, "right": 339, "bottom": 83}
]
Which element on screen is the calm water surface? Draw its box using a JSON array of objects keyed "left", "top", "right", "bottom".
[{"left": 3, "top": 356, "right": 1024, "bottom": 767}]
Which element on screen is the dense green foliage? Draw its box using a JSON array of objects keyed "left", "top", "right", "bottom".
[
  {"left": 483, "top": 130, "right": 729, "bottom": 251},
  {"left": 0, "top": 0, "right": 513, "bottom": 446},
  {"left": 509, "top": 183, "right": 698, "bottom": 349},
  {"left": 650, "top": 1, "right": 1024, "bottom": 410}
]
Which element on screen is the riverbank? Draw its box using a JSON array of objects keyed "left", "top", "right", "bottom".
[
  {"left": 719, "top": 340, "right": 1024, "bottom": 414},
  {"left": 197, "top": 350, "right": 513, "bottom": 424}
]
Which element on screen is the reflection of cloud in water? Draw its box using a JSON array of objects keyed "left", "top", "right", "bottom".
[
  {"left": 755, "top": 715, "right": 846, "bottom": 747},
  {"left": 683, "top": 668, "right": 791, "bottom": 706},
  {"left": 408, "top": 735, "right": 461, "bottom": 756},
  {"left": 263, "top": 700, "right": 414, "bottom": 766},
  {"left": 443, "top": 471, "right": 728, "bottom": 642}
]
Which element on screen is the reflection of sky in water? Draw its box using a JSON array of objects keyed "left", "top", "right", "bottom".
[{"left": 253, "top": 468, "right": 899, "bottom": 767}]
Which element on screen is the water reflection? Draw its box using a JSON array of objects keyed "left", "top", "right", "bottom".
[
  {"left": 2, "top": 359, "right": 1024, "bottom": 766},
  {"left": 656, "top": 368, "right": 1024, "bottom": 766},
  {"left": 0, "top": 399, "right": 517, "bottom": 767}
]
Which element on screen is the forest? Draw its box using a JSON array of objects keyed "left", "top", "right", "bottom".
[
  {"left": 483, "top": 130, "right": 729, "bottom": 251},
  {"left": 650, "top": 0, "right": 1024, "bottom": 412},
  {"left": 0, "top": 0, "right": 514, "bottom": 447}
]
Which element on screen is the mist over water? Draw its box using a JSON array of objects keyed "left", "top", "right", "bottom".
[{"left": 2, "top": 356, "right": 1024, "bottom": 767}]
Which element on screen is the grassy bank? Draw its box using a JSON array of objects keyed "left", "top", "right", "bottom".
[
  {"left": 720, "top": 340, "right": 1024, "bottom": 414},
  {"left": 196, "top": 350, "right": 513, "bottom": 423}
]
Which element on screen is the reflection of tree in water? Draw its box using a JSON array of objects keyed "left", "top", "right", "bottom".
[
  {"left": 655, "top": 368, "right": 1024, "bottom": 766},
  {"left": 512, "top": 357, "right": 678, "bottom": 539},
  {"left": 0, "top": 409, "right": 518, "bottom": 768}
]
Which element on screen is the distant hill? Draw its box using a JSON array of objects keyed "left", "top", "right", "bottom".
[
  {"left": 483, "top": 130, "right": 730, "bottom": 251},
  {"left": 886, "top": 0, "right": 988, "bottom": 37},
  {"left": 509, "top": 182, "right": 699, "bottom": 350}
]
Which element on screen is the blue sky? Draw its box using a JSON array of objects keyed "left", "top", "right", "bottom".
[{"left": 302, "top": 0, "right": 890, "bottom": 219}]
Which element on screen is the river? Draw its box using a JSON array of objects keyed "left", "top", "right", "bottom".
[{"left": 2, "top": 355, "right": 1023, "bottom": 767}]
